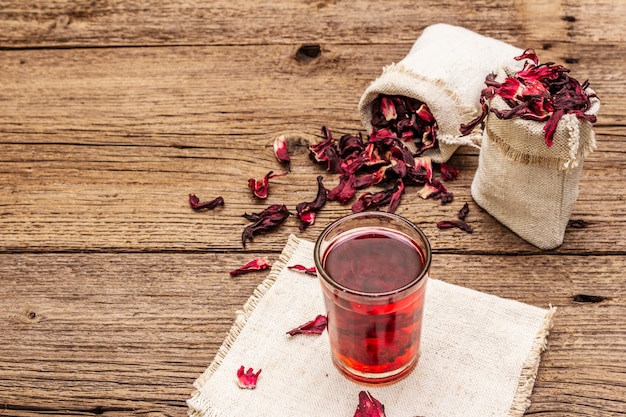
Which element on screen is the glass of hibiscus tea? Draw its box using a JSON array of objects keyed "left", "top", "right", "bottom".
[{"left": 314, "top": 211, "right": 431, "bottom": 384}]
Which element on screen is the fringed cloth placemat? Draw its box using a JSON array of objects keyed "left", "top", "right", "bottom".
[{"left": 188, "top": 235, "right": 556, "bottom": 417}]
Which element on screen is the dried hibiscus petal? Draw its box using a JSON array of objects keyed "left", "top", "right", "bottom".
[
  {"left": 371, "top": 94, "right": 439, "bottom": 155},
  {"left": 338, "top": 133, "right": 366, "bottom": 157},
  {"left": 461, "top": 48, "right": 598, "bottom": 147},
  {"left": 439, "top": 162, "right": 459, "bottom": 181},
  {"left": 286, "top": 314, "right": 327, "bottom": 336},
  {"left": 230, "top": 257, "right": 272, "bottom": 276},
  {"left": 287, "top": 264, "right": 317, "bottom": 275},
  {"left": 309, "top": 126, "right": 341, "bottom": 173},
  {"left": 353, "top": 391, "right": 386, "bottom": 417},
  {"left": 189, "top": 194, "right": 224, "bottom": 210},
  {"left": 273, "top": 135, "right": 291, "bottom": 166},
  {"left": 327, "top": 172, "right": 356, "bottom": 204},
  {"left": 241, "top": 204, "right": 291, "bottom": 247},
  {"left": 236, "top": 366, "right": 261, "bottom": 389},
  {"left": 248, "top": 171, "right": 287, "bottom": 199},
  {"left": 295, "top": 175, "right": 327, "bottom": 230},
  {"left": 437, "top": 220, "right": 473, "bottom": 233},
  {"left": 458, "top": 202, "right": 470, "bottom": 220},
  {"left": 351, "top": 179, "right": 404, "bottom": 214}
]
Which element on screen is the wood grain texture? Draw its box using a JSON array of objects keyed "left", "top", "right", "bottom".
[
  {"left": 0, "top": 0, "right": 625, "bottom": 415},
  {"left": 0, "top": 253, "right": 624, "bottom": 415}
]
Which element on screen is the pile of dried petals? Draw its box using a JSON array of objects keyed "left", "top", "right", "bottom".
[
  {"left": 370, "top": 95, "right": 438, "bottom": 154},
  {"left": 309, "top": 124, "right": 454, "bottom": 213},
  {"left": 461, "top": 48, "right": 598, "bottom": 147}
]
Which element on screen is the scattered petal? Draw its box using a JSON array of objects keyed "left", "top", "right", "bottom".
[
  {"left": 457, "top": 202, "right": 470, "bottom": 221},
  {"left": 354, "top": 391, "right": 386, "bottom": 417},
  {"left": 241, "top": 204, "right": 291, "bottom": 247},
  {"left": 189, "top": 194, "right": 225, "bottom": 210},
  {"left": 248, "top": 171, "right": 287, "bottom": 199},
  {"left": 237, "top": 366, "right": 261, "bottom": 389},
  {"left": 437, "top": 220, "right": 473, "bottom": 233},
  {"left": 439, "top": 162, "right": 459, "bottom": 181},
  {"left": 295, "top": 176, "right": 327, "bottom": 230},
  {"left": 273, "top": 135, "right": 291, "bottom": 166},
  {"left": 287, "top": 314, "right": 328, "bottom": 336},
  {"left": 287, "top": 264, "right": 317, "bottom": 276},
  {"left": 230, "top": 257, "right": 272, "bottom": 276},
  {"left": 309, "top": 126, "right": 341, "bottom": 173}
]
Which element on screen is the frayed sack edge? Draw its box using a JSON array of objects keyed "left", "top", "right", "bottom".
[
  {"left": 187, "top": 235, "right": 301, "bottom": 417},
  {"left": 507, "top": 305, "right": 557, "bottom": 417}
]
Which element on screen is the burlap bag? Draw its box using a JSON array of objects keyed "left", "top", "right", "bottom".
[
  {"left": 472, "top": 66, "right": 601, "bottom": 250},
  {"left": 358, "top": 23, "right": 524, "bottom": 163}
]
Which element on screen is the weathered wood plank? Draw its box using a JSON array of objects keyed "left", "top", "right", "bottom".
[
  {"left": 0, "top": 0, "right": 623, "bottom": 49},
  {"left": 0, "top": 139, "right": 624, "bottom": 254},
  {"left": 0, "top": 44, "right": 623, "bottom": 254},
  {"left": 0, "top": 43, "right": 622, "bottom": 136},
  {"left": 0, "top": 253, "right": 624, "bottom": 415}
]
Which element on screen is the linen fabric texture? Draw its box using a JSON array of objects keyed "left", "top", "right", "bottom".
[
  {"left": 471, "top": 66, "right": 601, "bottom": 250},
  {"left": 358, "top": 23, "right": 524, "bottom": 163},
  {"left": 188, "top": 235, "right": 556, "bottom": 417}
]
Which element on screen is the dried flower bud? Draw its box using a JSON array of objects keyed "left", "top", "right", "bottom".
[
  {"left": 236, "top": 366, "right": 261, "bottom": 389},
  {"left": 230, "top": 257, "right": 272, "bottom": 276},
  {"left": 273, "top": 135, "right": 291, "bottom": 166},
  {"left": 286, "top": 314, "right": 327, "bottom": 336}
]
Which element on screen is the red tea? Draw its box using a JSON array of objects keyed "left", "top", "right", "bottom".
[{"left": 321, "top": 227, "right": 428, "bottom": 382}]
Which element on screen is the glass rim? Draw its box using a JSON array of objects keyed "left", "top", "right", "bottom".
[{"left": 313, "top": 211, "right": 431, "bottom": 298}]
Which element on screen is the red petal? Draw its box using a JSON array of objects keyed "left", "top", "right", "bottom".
[
  {"left": 236, "top": 366, "right": 262, "bottom": 389},
  {"left": 354, "top": 391, "right": 386, "bottom": 417},
  {"left": 287, "top": 264, "right": 317, "bottom": 276},
  {"left": 295, "top": 176, "right": 327, "bottom": 229},
  {"left": 437, "top": 220, "right": 473, "bottom": 233},
  {"left": 515, "top": 48, "right": 540, "bottom": 65},
  {"left": 457, "top": 202, "right": 470, "bottom": 221},
  {"left": 273, "top": 135, "right": 291, "bottom": 165},
  {"left": 189, "top": 194, "right": 225, "bottom": 210},
  {"left": 286, "top": 314, "right": 327, "bottom": 336},
  {"left": 381, "top": 96, "right": 397, "bottom": 121},
  {"left": 248, "top": 171, "right": 287, "bottom": 199},
  {"left": 230, "top": 257, "right": 272, "bottom": 276},
  {"left": 440, "top": 163, "right": 459, "bottom": 181},
  {"left": 387, "top": 179, "right": 405, "bottom": 214}
]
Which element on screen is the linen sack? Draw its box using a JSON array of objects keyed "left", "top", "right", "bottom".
[
  {"left": 472, "top": 66, "right": 601, "bottom": 250},
  {"left": 358, "top": 23, "right": 524, "bottom": 163}
]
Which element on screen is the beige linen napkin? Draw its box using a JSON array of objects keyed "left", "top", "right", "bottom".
[{"left": 188, "top": 235, "right": 555, "bottom": 417}]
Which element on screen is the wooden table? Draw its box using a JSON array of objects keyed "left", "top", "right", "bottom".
[{"left": 1, "top": 1, "right": 624, "bottom": 416}]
